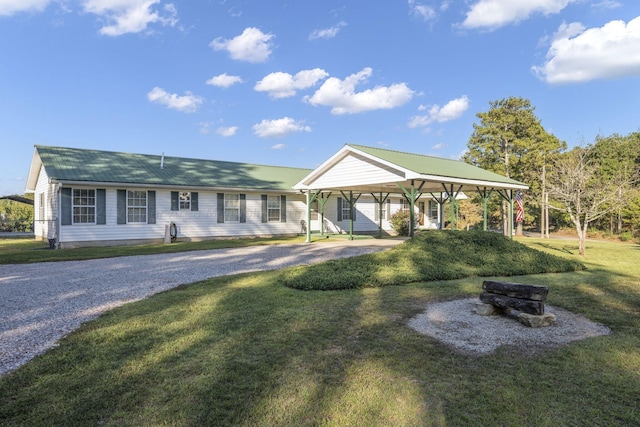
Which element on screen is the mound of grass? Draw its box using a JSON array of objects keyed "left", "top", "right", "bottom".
[{"left": 281, "top": 230, "right": 586, "bottom": 290}]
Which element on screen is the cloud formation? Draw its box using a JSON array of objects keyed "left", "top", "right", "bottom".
[
  {"left": 147, "top": 87, "right": 203, "bottom": 113},
  {"left": 217, "top": 126, "right": 238, "bottom": 137},
  {"left": 461, "top": 0, "right": 575, "bottom": 30},
  {"left": 533, "top": 17, "right": 640, "bottom": 83},
  {"left": 408, "top": 95, "right": 470, "bottom": 128},
  {"left": 255, "top": 69, "right": 329, "bottom": 99},
  {"left": 206, "top": 73, "right": 243, "bottom": 88},
  {"left": 408, "top": 0, "right": 436, "bottom": 21},
  {"left": 0, "top": 0, "right": 51, "bottom": 16},
  {"left": 252, "top": 117, "right": 311, "bottom": 138},
  {"left": 210, "top": 27, "right": 274, "bottom": 63},
  {"left": 306, "top": 67, "right": 414, "bottom": 114},
  {"left": 309, "top": 22, "right": 347, "bottom": 40},
  {"left": 83, "top": 0, "right": 178, "bottom": 36}
]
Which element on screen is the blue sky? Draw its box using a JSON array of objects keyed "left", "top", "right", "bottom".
[{"left": 1, "top": 0, "right": 639, "bottom": 196}]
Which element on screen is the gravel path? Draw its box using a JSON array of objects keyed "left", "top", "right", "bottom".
[{"left": 0, "top": 240, "right": 404, "bottom": 377}]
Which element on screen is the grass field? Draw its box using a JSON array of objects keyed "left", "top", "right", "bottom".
[{"left": 0, "top": 234, "right": 639, "bottom": 426}]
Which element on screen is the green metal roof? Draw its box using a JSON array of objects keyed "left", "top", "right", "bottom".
[
  {"left": 35, "top": 145, "right": 311, "bottom": 191},
  {"left": 348, "top": 144, "right": 527, "bottom": 187}
]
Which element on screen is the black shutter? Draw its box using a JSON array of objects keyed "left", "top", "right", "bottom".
[
  {"left": 191, "top": 192, "right": 198, "bottom": 211},
  {"left": 171, "top": 191, "right": 179, "bottom": 211},
  {"left": 240, "top": 194, "right": 246, "bottom": 223},
  {"left": 147, "top": 191, "right": 156, "bottom": 224},
  {"left": 61, "top": 187, "right": 72, "bottom": 225},
  {"left": 280, "top": 195, "right": 286, "bottom": 222},
  {"left": 117, "top": 189, "right": 126, "bottom": 224},
  {"left": 96, "top": 189, "right": 106, "bottom": 225},
  {"left": 337, "top": 197, "right": 343, "bottom": 221},
  {"left": 261, "top": 195, "right": 268, "bottom": 222},
  {"left": 217, "top": 193, "right": 224, "bottom": 223}
]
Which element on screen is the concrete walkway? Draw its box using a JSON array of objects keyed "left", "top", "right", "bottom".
[{"left": 0, "top": 239, "right": 405, "bottom": 376}]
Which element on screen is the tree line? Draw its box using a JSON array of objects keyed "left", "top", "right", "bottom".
[{"left": 462, "top": 96, "right": 639, "bottom": 256}]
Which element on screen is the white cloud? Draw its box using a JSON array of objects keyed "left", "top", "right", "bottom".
[
  {"left": 408, "top": 0, "right": 436, "bottom": 21},
  {"left": 252, "top": 117, "right": 311, "bottom": 138},
  {"left": 408, "top": 95, "right": 469, "bottom": 128},
  {"left": 83, "top": 0, "right": 178, "bottom": 36},
  {"left": 533, "top": 17, "right": 640, "bottom": 84},
  {"left": 461, "top": 0, "right": 575, "bottom": 30},
  {"left": 147, "top": 87, "right": 203, "bottom": 113},
  {"left": 206, "top": 73, "right": 243, "bottom": 88},
  {"left": 309, "top": 21, "right": 347, "bottom": 40},
  {"left": 271, "top": 143, "right": 285, "bottom": 150},
  {"left": 217, "top": 126, "right": 238, "bottom": 137},
  {"left": 210, "top": 27, "right": 274, "bottom": 63},
  {"left": 255, "top": 68, "right": 329, "bottom": 99},
  {"left": 0, "top": 0, "right": 51, "bottom": 16},
  {"left": 432, "top": 143, "right": 445, "bottom": 150},
  {"left": 305, "top": 67, "right": 414, "bottom": 114}
]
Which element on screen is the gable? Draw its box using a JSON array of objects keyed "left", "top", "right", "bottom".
[{"left": 306, "top": 151, "right": 407, "bottom": 189}]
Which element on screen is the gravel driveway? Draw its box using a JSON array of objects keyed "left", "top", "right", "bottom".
[{"left": 0, "top": 239, "right": 404, "bottom": 377}]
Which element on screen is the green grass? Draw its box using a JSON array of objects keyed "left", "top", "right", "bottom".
[{"left": 1, "top": 236, "right": 639, "bottom": 426}]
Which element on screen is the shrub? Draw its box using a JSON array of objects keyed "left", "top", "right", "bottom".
[
  {"left": 389, "top": 210, "right": 414, "bottom": 236},
  {"left": 281, "top": 230, "right": 586, "bottom": 291}
]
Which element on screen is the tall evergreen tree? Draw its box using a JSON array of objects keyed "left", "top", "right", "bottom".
[{"left": 463, "top": 97, "right": 565, "bottom": 235}]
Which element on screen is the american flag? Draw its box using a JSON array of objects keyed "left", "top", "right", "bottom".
[{"left": 515, "top": 190, "right": 524, "bottom": 223}]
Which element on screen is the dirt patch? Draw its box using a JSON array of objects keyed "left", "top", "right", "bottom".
[{"left": 408, "top": 298, "right": 610, "bottom": 356}]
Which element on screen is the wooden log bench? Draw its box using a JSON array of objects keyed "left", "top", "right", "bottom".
[{"left": 475, "top": 280, "right": 556, "bottom": 327}]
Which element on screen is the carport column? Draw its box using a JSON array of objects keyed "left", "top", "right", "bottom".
[
  {"left": 318, "top": 192, "right": 331, "bottom": 236},
  {"left": 305, "top": 189, "right": 322, "bottom": 243},
  {"left": 476, "top": 186, "right": 494, "bottom": 232},
  {"left": 397, "top": 180, "right": 424, "bottom": 238},
  {"left": 306, "top": 190, "right": 312, "bottom": 243},
  {"left": 371, "top": 192, "right": 390, "bottom": 238},
  {"left": 495, "top": 189, "right": 515, "bottom": 239},
  {"left": 339, "top": 191, "right": 361, "bottom": 241},
  {"left": 442, "top": 184, "right": 462, "bottom": 230}
]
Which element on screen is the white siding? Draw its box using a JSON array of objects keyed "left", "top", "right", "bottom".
[
  {"left": 308, "top": 153, "right": 405, "bottom": 189},
  {"left": 57, "top": 188, "right": 310, "bottom": 246},
  {"left": 33, "top": 166, "right": 57, "bottom": 240}
]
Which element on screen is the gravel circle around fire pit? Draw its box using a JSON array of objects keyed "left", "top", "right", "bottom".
[
  {"left": 0, "top": 239, "right": 405, "bottom": 377},
  {"left": 408, "top": 297, "right": 611, "bottom": 356}
]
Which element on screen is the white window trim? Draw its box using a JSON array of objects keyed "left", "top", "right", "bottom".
[
  {"left": 179, "top": 192, "right": 191, "bottom": 210},
  {"left": 267, "top": 195, "right": 281, "bottom": 222},
  {"left": 127, "top": 190, "right": 147, "bottom": 224},
  {"left": 224, "top": 194, "right": 240, "bottom": 223},
  {"left": 72, "top": 188, "right": 96, "bottom": 225}
]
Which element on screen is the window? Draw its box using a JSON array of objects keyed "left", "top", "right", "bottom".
[
  {"left": 179, "top": 192, "right": 191, "bottom": 210},
  {"left": 375, "top": 199, "right": 391, "bottom": 221},
  {"left": 72, "top": 189, "right": 96, "bottom": 224},
  {"left": 127, "top": 190, "right": 147, "bottom": 223},
  {"left": 267, "top": 195, "right": 281, "bottom": 221},
  {"left": 39, "top": 193, "right": 44, "bottom": 221},
  {"left": 401, "top": 199, "right": 411, "bottom": 212},
  {"left": 224, "top": 194, "right": 240, "bottom": 222},
  {"left": 429, "top": 201, "right": 439, "bottom": 221},
  {"left": 341, "top": 199, "right": 352, "bottom": 220}
]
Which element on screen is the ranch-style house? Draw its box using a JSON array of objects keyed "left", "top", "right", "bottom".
[{"left": 26, "top": 144, "right": 528, "bottom": 248}]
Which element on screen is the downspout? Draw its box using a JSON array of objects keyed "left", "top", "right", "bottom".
[
  {"left": 306, "top": 190, "right": 312, "bottom": 243},
  {"left": 55, "top": 183, "right": 61, "bottom": 249}
]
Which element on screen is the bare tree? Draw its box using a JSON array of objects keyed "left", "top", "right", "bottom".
[{"left": 547, "top": 146, "right": 630, "bottom": 256}]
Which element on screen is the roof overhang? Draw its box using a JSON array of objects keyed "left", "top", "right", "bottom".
[{"left": 293, "top": 145, "right": 529, "bottom": 195}]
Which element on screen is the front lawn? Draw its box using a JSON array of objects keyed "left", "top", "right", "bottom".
[{"left": 0, "top": 236, "right": 638, "bottom": 426}]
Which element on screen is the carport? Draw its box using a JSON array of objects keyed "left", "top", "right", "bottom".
[{"left": 293, "top": 144, "right": 529, "bottom": 242}]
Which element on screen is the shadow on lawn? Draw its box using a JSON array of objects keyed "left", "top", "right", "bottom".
[{"left": 1, "top": 246, "right": 640, "bottom": 425}]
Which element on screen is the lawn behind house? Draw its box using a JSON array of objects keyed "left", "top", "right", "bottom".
[{"left": 1, "top": 233, "right": 639, "bottom": 426}]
